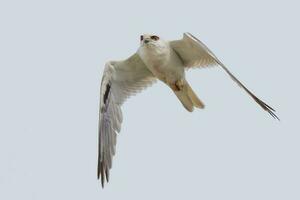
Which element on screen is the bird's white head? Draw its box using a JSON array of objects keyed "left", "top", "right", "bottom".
[
  {"left": 139, "top": 34, "right": 166, "bottom": 48},
  {"left": 137, "top": 34, "right": 170, "bottom": 66}
]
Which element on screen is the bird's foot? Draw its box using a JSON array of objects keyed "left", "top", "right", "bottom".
[{"left": 170, "top": 79, "right": 184, "bottom": 91}]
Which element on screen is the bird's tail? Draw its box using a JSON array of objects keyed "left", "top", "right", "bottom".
[{"left": 173, "top": 80, "right": 205, "bottom": 112}]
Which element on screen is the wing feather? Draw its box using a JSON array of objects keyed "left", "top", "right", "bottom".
[
  {"left": 98, "top": 53, "right": 156, "bottom": 187},
  {"left": 169, "top": 33, "right": 217, "bottom": 68},
  {"left": 170, "top": 33, "right": 279, "bottom": 119}
]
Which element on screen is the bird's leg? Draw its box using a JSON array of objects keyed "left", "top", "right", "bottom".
[{"left": 169, "top": 79, "right": 184, "bottom": 91}]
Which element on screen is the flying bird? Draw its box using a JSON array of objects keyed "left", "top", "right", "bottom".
[{"left": 98, "top": 32, "right": 279, "bottom": 187}]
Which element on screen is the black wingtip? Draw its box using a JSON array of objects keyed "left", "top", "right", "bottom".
[
  {"left": 101, "top": 167, "right": 105, "bottom": 188},
  {"left": 101, "top": 178, "right": 104, "bottom": 188},
  {"left": 266, "top": 108, "right": 280, "bottom": 121},
  {"left": 252, "top": 95, "right": 280, "bottom": 121},
  {"left": 98, "top": 162, "right": 105, "bottom": 188},
  {"left": 267, "top": 109, "right": 280, "bottom": 121},
  {"left": 98, "top": 162, "right": 110, "bottom": 188},
  {"left": 105, "top": 168, "right": 110, "bottom": 182},
  {"left": 97, "top": 164, "right": 100, "bottom": 180}
]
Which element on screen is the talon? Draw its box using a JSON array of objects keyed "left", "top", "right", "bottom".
[
  {"left": 175, "top": 79, "right": 184, "bottom": 90},
  {"left": 170, "top": 79, "right": 184, "bottom": 91}
]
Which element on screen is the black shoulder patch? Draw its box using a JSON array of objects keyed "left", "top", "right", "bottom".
[{"left": 103, "top": 83, "right": 111, "bottom": 104}]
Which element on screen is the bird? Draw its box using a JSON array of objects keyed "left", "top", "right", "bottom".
[{"left": 98, "top": 32, "right": 279, "bottom": 187}]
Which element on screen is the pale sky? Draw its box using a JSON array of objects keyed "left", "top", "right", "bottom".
[{"left": 0, "top": 0, "right": 299, "bottom": 199}]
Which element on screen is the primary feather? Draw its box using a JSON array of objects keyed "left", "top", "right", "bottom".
[{"left": 98, "top": 54, "right": 156, "bottom": 187}]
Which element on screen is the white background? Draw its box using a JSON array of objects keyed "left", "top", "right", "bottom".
[{"left": 0, "top": 0, "right": 299, "bottom": 199}]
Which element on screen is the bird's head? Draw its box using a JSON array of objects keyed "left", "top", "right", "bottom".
[{"left": 139, "top": 34, "right": 165, "bottom": 48}]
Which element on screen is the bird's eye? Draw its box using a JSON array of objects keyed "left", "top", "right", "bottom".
[
  {"left": 150, "top": 35, "right": 159, "bottom": 41},
  {"left": 140, "top": 35, "right": 144, "bottom": 41}
]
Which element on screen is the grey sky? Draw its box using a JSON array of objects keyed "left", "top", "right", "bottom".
[{"left": 0, "top": 0, "right": 299, "bottom": 199}]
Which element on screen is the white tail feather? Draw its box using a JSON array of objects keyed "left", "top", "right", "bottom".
[{"left": 172, "top": 80, "right": 204, "bottom": 112}]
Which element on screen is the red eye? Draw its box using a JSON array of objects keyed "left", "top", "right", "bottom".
[
  {"left": 150, "top": 35, "right": 159, "bottom": 41},
  {"left": 140, "top": 35, "right": 144, "bottom": 41}
]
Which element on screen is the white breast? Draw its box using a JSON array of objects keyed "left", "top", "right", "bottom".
[{"left": 138, "top": 44, "right": 170, "bottom": 76}]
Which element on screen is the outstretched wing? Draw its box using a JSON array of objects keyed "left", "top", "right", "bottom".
[
  {"left": 98, "top": 53, "right": 156, "bottom": 187},
  {"left": 170, "top": 32, "right": 279, "bottom": 120}
]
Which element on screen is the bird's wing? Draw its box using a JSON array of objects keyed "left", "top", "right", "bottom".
[
  {"left": 170, "top": 32, "right": 279, "bottom": 120},
  {"left": 169, "top": 32, "right": 218, "bottom": 69},
  {"left": 98, "top": 53, "right": 156, "bottom": 187}
]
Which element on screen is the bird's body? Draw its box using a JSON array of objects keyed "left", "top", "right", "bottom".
[
  {"left": 137, "top": 34, "right": 202, "bottom": 111},
  {"left": 137, "top": 35, "right": 183, "bottom": 84},
  {"left": 97, "top": 33, "right": 279, "bottom": 187}
]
